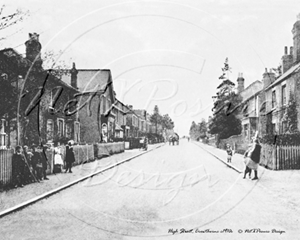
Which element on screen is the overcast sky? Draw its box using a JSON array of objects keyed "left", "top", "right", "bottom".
[{"left": 2, "top": 0, "right": 300, "bottom": 136}]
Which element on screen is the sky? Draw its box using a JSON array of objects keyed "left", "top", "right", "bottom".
[{"left": 2, "top": 0, "right": 300, "bottom": 136}]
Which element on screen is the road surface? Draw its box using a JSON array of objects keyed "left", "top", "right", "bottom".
[{"left": 0, "top": 139, "right": 298, "bottom": 240}]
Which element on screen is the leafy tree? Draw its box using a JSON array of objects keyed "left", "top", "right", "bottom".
[
  {"left": 286, "top": 92, "right": 298, "bottom": 132},
  {"left": 189, "top": 121, "right": 198, "bottom": 140},
  {"left": 43, "top": 50, "right": 72, "bottom": 78},
  {"left": 198, "top": 119, "right": 207, "bottom": 139},
  {"left": 209, "top": 58, "right": 242, "bottom": 140},
  {"left": 189, "top": 119, "right": 207, "bottom": 140},
  {"left": 161, "top": 114, "right": 174, "bottom": 130}
]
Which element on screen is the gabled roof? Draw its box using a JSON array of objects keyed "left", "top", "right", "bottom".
[
  {"left": 61, "top": 69, "right": 115, "bottom": 102},
  {"left": 266, "top": 61, "right": 300, "bottom": 90}
]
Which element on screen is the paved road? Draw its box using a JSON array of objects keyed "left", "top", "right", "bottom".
[{"left": 0, "top": 139, "right": 298, "bottom": 240}]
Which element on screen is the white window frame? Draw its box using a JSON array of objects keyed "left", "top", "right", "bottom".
[
  {"left": 74, "top": 121, "right": 80, "bottom": 143},
  {"left": 57, "top": 118, "right": 65, "bottom": 137},
  {"left": 46, "top": 119, "right": 54, "bottom": 142}
]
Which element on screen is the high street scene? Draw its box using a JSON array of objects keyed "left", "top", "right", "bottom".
[{"left": 0, "top": 1, "right": 300, "bottom": 240}]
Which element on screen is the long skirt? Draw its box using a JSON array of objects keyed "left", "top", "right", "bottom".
[
  {"left": 54, "top": 154, "right": 64, "bottom": 165},
  {"left": 245, "top": 157, "right": 259, "bottom": 170}
]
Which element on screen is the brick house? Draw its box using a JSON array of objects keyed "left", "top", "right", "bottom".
[
  {"left": 260, "top": 16, "right": 300, "bottom": 134},
  {"left": 125, "top": 105, "right": 140, "bottom": 138},
  {"left": 133, "top": 109, "right": 147, "bottom": 136},
  {"left": 62, "top": 67, "right": 116, "bottom": 143},
  {"left": 0, "top": 33, "right": 80, "bottom": 147},
  {"left": 238, "top": 73, "right": 263, "bottom": 141},
  {"left": 112, "top": 99, "right": 128, "bottom": 139}
]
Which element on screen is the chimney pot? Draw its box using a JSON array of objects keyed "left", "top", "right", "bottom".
[
  {"left": 285, "top": 46, "right": 288, "bottom": 54},
  {"left": 290, "top": 46, "right": 293, "bottom": 55},
  {"left": 70, "top": 62, "right": 78, "bottom": 89}
]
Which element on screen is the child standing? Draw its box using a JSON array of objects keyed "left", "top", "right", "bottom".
[{"left": 226, "top": 144, "right": 233, "bottom": 163}]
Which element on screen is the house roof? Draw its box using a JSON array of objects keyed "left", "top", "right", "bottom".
[
  {"left": 61, "top": 69, "right": 112, "bottom": 92},
  {"left": 266, "top": 62, "right": 300, "bottom": 90},
  {"left": 0, "top": 48, "right": 78, "bottom": 92},
  {"left": 240, "top": 80, "right": 263, "bottom": 103}
]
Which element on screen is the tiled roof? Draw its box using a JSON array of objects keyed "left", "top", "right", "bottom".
[
  {"left": 266, "top": 62, "right": 300, "bottom": 90},
  {"left": 61, "top": 69, "right": 112, "bottom": 93}
]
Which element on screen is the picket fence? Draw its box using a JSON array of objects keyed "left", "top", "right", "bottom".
[
  {"left": 0, "top": 149, "right": 14, "bottom": 187},
  {"left": 0, "top": 142, "right": 125, "bottom": 188},
  {"left": 260, "top": 144, "right": 300, "bottom": 170}
]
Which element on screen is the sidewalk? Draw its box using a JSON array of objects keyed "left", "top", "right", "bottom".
[
  {"left": 194, "top": 141, "right": 245, "bottom": 173},
  {"left": 195, "top": 141, "right": 300, "bottom": 212},
  {"left": 0, "top": 143, "right": 164, "bottom": 213}
]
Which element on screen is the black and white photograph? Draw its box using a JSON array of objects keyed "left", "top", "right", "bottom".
[{"left": 0, "top": 0, "right": 299, "bottom": 239}]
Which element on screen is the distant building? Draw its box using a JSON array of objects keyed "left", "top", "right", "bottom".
[{"left": 238, "top": 73, "right": 263, "bottom": 141}]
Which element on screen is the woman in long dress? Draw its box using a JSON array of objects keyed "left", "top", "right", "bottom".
[
  {"left": 54, "top": 142, "right": 64, "bottom": 173},
  {"left": 244, "top": 138, "right": 262, "bottom": 180},
  {"left": 65, "top": 141, "right": 75, "bottom": 173}
]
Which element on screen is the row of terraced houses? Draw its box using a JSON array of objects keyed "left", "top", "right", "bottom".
[
  {"left": 0, "top": 33, "right": 165, "bottom": 150},
  {"left": 211, "top": 15, "right": 300, "bottom": 170}
]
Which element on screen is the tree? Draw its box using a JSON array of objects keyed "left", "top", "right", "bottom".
[
  {"left": 161, "top": 114, "right": 174, "bottom": 130},
  {"left": 189, "top": 119, "right": 207, "bottom": 141},
  {"left": 150, "top": 105, "right": 162, "bottom": 134},
  {"left": 42, "top": 50, "right": 72, "bottom": 78},
  {"left": 0, "top": 5, "right": 29, "bottom": 42},
  {"left": 286, "top": 91, "right": 298, "bottom": 133},
  {"left": 198, "top": 119, "right": 207, "bottom": 139},
  {"left": 189, "top": 121, "right": 198, "bottom": 140},
  {"left": 209, "top": 58, "right": 242, "bottom": 140}
]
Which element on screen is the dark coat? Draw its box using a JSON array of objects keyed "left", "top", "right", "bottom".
[
  {"left": 65, "top": 145, "right": 75, "bottom": 163},
  {"left": 12, "top": 153, "right": 26, "bottom": 174},
  {"left": 31, "top": 151, "right": 40, "bottom": 168},
  {"left": 250, "top": 143, "right": 262, "bottom": 164},
  {"left": 41, "top": 148, "right": 48, "bottom": 168}
]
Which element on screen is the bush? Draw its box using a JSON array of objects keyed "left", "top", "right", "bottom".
[{"left": 261, "top": 132, "right": 300, "bottom": 145}]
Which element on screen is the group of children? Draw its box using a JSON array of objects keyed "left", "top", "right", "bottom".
[
  {"left": 11, "top": 141, "right": 76, "bottom": 188},
  {"left": 12, "top": 144, "right": 49, "bottom": 188}
]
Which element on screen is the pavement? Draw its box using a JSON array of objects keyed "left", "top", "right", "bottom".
[
  {"left": 194, "top": 141, "right": 300, "bottom": 213},
  {"left": 0, "top": 143, "right": 165, "bottom": 214},
  {"left": 1, "top": 139, "right": 299, "bottom": 240}
]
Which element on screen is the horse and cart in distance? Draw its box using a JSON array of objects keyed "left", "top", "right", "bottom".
[{"left": 168, "top": 133, "right": 179, "bottom": 146}]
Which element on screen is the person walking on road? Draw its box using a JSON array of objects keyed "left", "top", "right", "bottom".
[
  {"left": 65, "top": 141, "right": 75, "bottom": 173},
  {"left": 244, "top": 138, "right": 261, "bottom": 180}
]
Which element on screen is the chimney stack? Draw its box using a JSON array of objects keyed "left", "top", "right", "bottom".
[
  {"left": 292, "top": 14, "right": 300, "bottom": 63},
  {"left": 25, "top": 33, "right": 42, "bottom": 67},
  {"left": 262, "top": 68, "right": 276, "bottom": 89},
  {"left": 237, "top": 72, "right": 245, "bottom": 94},
  {"left": 70, "top": 62, "right": 78, "bottom": 89},
  {"left": 281, "top": 46, "right": 293, "bottom": 73}
]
